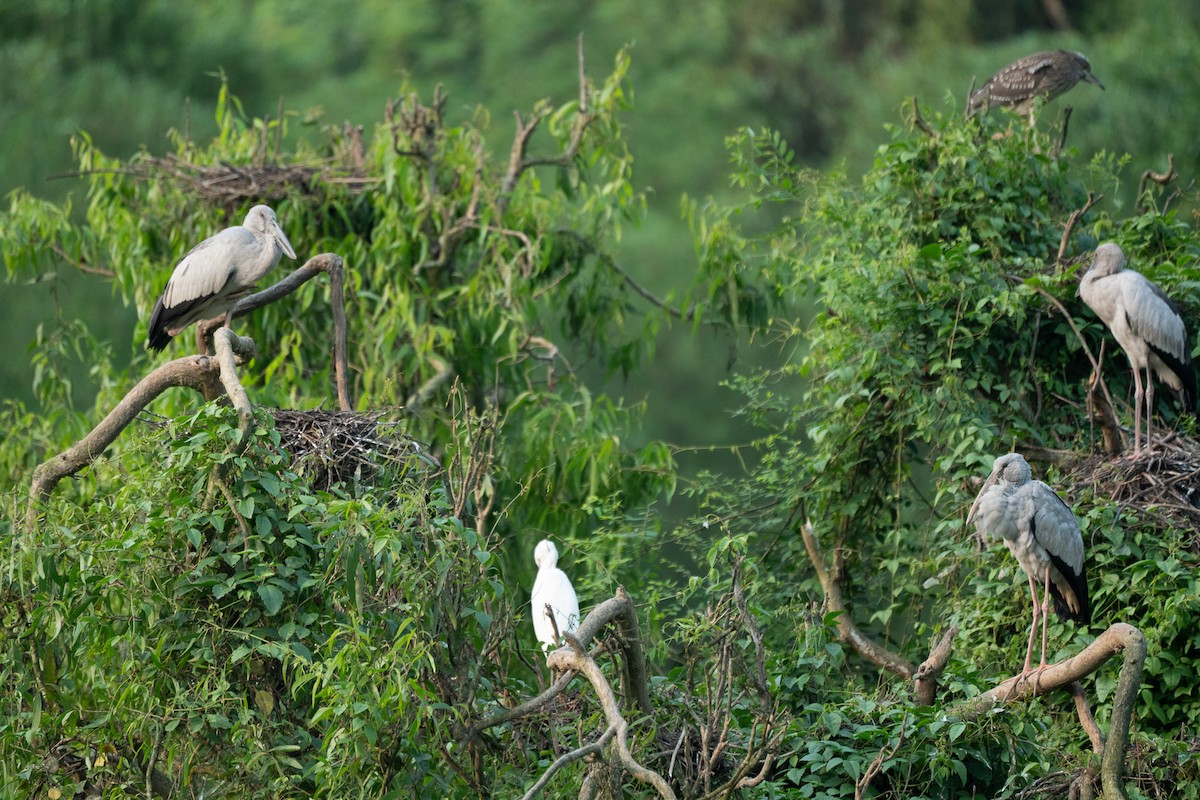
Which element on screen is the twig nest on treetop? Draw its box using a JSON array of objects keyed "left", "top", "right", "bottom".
[
  {"left": 271, "top": 408, "right": 433, "bottom": 491},
  {"left": 1063, "top": 435, "right": 1200, "bottom": 544}
]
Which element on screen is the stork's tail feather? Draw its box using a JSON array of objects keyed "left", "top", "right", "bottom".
[
  {"left": 1047, "top": 551, "right": 1091, "bottom": 626},
  {"left": 1181, "top": 361, "right": 1198, "bottom": 417},
  {"left": 146, "top": 297, "right": 172, "bottom": 352}
]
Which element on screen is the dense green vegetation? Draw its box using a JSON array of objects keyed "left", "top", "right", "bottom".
[{"left": 3, "top": 2, "right": 1200, "bottom": 798}]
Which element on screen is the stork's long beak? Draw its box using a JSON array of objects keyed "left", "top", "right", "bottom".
[
  {"left": 274, "top": 222, "right": 297, "bottom": 260},
  {"left": 965, "top": 471, "right": 999, "bottom": 526}
]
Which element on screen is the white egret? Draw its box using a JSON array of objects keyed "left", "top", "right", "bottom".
[{"left": 530, "top": 539, "right": 579, "bottom": 653}]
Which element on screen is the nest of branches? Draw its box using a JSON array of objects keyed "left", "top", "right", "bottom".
[
  {"left": 1066, "top": 433, "right": 1200, "bottom": 543},
  {"left": 271, "top": 409, "right": 433, "bottom": 491},
  {"left": 126, "top": 154, "right": 325, "bottom": 208}
]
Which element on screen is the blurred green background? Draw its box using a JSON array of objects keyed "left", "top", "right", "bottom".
[{"left": 3, "top": 0, "right": 1196, "bottom": 456}]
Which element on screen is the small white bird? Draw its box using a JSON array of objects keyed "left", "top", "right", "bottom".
[
  {"left": 1079, "top": 242, "right": 1197, "bottom": 453},
  {"left": 146, "top": 204, "right": 297, "bottom": 351},
  {"left": 967, "top": 453, "right": 1090, "bottom": 678},
  {"left": 530, "top": 539, "right": 580, "bottom": 653}
]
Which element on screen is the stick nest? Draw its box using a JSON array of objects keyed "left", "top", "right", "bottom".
[
  {"left": 1065, "top": 433, "right": 1200, "bottom": 545},
  {"left": 127, "top": 151, "right": 371, "bottom": 211},
  {"left": 271, "top": 409, "right": 434, "bottom": 491}
]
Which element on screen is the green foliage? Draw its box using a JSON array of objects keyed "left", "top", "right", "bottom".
[{"left": 667, "top": 106, "right": 1200, "bottom": 796}]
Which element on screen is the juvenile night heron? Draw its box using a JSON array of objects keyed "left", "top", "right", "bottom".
[
  {"left": 146, "top": 205, "right": 297, "bottom": 351},
  {"left": 967, "top": 50, "right": 1104, "bottom": 122},
  {"left": 967, "top": 453, "right": 1090, "bottom": 679}
]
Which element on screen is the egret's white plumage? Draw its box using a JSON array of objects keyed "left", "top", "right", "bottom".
[
  {"left": 967, "top": 453, "right": 1090, "bottom": 676},
  {"left": 146, "top": 205, "right": 297, "bottom": 351},
  {"left": 1079, "top": 242, "right": 1196, "bottom": 453},
  {"left": 531, "top": 539, "right": 579, "bottom": 653}
]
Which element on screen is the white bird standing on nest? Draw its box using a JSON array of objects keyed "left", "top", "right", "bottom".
[
  {"left": 146, "top": 204, "right": 297, "bottom": 351},
  {"left": 531, "top": 539, "right": 580, "bottom": 653},
  {"left": 967, "top": 453, "right": 1090, "bottom": 679},
  {"left": 1079, "top": 242, "right": 1197, "bottom": 454}
]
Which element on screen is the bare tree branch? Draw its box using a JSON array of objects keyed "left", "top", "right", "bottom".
[
  {"left": 800, "top": 520, "right": 916, "bottom": 678},
  {"left": 951, "top": 623, "right": 1146, "bottom": 800},
  {"left": 521, "top": 725, "right": 616, "bottom": 800},
  {"left": 913, "top": 626, "right": 958, "bottom": 705},
  {"left": 498, "top": 35, "right": 596, "bottom": 215},
  {"left": 1056, "top": 192, "right": 1099, "bottom": 265},
  {"left": 26, "top": 332, "right": 257, "bottom": 528},
  {"left": 1137, "top": 154, "right": 1175, "bottom": 213},
  {"left": 547, "top": 634, "right": 675, "bottom": 800}
]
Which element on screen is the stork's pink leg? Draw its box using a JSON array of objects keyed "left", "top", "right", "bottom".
[
  {"left": 1022, "top": 572, "right": 1040, "bottom": 677},
  {"left": 1143, "top": 367, "right": 1154, "bottom": 451},
  {"left": 1131, "top": 365, "right": 1145, "bottom": 453}
]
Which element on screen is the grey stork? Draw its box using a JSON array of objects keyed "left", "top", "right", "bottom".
[
  {"left": 146, "top": 205, "right": 296, "bottom": 351},
  {"left": 967, "top": 453, "right": 1090, "bottom": 678},
  {"left": 1079, "top": 242, "right": 1197, "bottom": 454}
]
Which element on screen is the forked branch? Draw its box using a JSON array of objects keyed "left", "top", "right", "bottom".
[
  {"left": 26, "top": 329, "right": 256, "bottom": 529},
  {"left": 198, "top": 252, "right": 352, "bottom": 411}
]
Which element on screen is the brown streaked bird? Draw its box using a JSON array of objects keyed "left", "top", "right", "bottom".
[{"left": 967, "top": 50, "right": 1104, "bottom": 122}]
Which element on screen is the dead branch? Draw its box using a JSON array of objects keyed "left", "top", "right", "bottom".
[
  {"left": 498, "top": 35, "right": 596, "bottom": 215},
  {"left": 1069, "top": 681, "right": 1104, "bottom": 754},
  {"left": 913, "top": 626, "right": 958, "bottom": 705},
  {"left": 911, "top": 97, "right": 938, "bottom": 139},
  {"left": 1052, "top": 106, "right": 1074, "bottom": 158},
  {"left": 1056, "top": 192, "right": 1100, "bottom": 265},
  {"left": 800, "top": 520, "right": 916, "bottom": 678},
  {"left": 26, "top": 332, "right": 257, "bottom": 529},
  {"left": 547, "top": 634, "right": 675, "bottom": 800},
  {"left": 196, "top": 252, "right": 352, "bottom": 410},
  {"left": 951, "top": 623, "right": 1146, "bottom": 800},
  {"left": 1137, "top": 154, "right": 1176, "bottom": 213},
  {"left": 521, "top": 725, "right": 617, "bottom": 800},
  {"left": 212, "top": 328, "right": 255, "bottom": 453}
]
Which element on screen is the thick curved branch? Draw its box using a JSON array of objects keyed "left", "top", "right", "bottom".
[
  {"left": 951, "top": 623, "right": 1145, "bottom": 800},
  {"left": 913, "top": 626, "right": 958, "bottom": 706},
  {"left": 801, "top": 520, "right": 916, "bottom": 678},
  {"left": 213, "top": 328, "right": 255, "bottom": 453},
  {"left": 468, "top": 590, "right": 652, "bottom": 741},
  {"left": 26, "top": 335, "right": 257, "bottom": 527},
  {"left": 198, "top": 253, "right": 352, "bottom": 411},
  {"left": 547, "top": 635, "right": 675, "bottom": 800}
]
